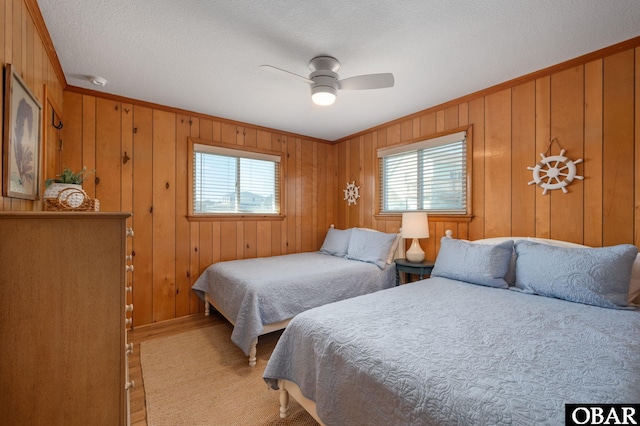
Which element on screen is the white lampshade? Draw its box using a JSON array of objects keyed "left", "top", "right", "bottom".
[
  {"left": 401, "top": 212, "right": 429, "bottom": 263},
  {"left": 401, "top": 212, "right": 430, "bottom": 239}
]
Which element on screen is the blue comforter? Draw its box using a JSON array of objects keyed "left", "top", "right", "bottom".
[
  {"left": 264, "top": 277, "right": 640, "bottom": 425},
  {"left": 192, "top": 252, "right": 396, "bottom": 355}
]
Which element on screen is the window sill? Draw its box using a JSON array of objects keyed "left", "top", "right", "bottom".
[
  {"left": 374, "top": 213, "right": 473, "bottom": 223},
  {"left": 187, "top": 214, "right": 286, "bottom": 222}
]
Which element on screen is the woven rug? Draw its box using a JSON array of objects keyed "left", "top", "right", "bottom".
[{"left": 140, "top": 323, "right": 317, "bottom": 425}]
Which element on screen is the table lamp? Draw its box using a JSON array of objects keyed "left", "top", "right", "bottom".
[{"left": 401, "top": 212, "right": 429, "bottom": 263}]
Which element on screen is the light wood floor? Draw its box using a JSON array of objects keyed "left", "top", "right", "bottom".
[{"left": 128, "top": 313, "right": 225, "bottom": 425}]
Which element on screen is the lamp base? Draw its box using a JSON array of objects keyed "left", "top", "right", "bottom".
[{"left": 406, "top": 238, "right": 425, "bottom": 263}]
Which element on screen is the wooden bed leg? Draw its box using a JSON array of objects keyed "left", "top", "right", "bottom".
[
  {"left": 278, "top": 380, "right": 289, "bottom": 419},
  {"left": 248, "top": 338, "right": 258, "bottom": 367}
]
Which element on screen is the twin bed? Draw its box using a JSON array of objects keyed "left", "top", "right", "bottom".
[
  {"left": 192, "top": 226, "right": 401, "bottom": 365},
  {"left": 263, "top": 232, "right": 640, "bottom": 425}
]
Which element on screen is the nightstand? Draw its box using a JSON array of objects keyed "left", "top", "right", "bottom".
[{"left": 395, "top": 258, "right": 435, "bottom": 285}]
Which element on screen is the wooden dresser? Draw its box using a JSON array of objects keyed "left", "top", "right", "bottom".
[{"left": 0, "top": 212, "right": 133, "bottom": 425}]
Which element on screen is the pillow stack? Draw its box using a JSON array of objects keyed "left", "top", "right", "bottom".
[
  {"left": 431, "top": 236, "right": 639, "bottom": 309},
  {"left": 319, "top": 227, "right": 399, "bottom": 269}
]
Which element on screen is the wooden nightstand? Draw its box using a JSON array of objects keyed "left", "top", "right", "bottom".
[{"left": 395, "top": 258, "right": 435, "bottom": 285}]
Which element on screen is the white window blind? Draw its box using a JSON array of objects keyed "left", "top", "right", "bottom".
[
  {"left": 193, "top": 143, "right": 280, "bottom": 214},
  {"left": 378, "top": 131, "right": 467, "bottom": 214}
]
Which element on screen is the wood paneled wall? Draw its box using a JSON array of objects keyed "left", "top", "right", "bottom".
[
  {"left": 336, "top": 42, "right": 640, "bottom": 261},
  {"left": 0, "top": 0, "right": 64, "bottom": 211},
  {"left": 7, "top": 0, "right": 639, "bottom": 326},
  {"left": 60, "top": 93, "right": 338, "bottom": 325}
]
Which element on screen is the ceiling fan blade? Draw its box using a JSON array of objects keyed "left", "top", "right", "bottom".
[
  {"left": 259, "top": 65, "right": 313, "bottom": 84},
  {"left": 338, "top": 73, "right": 394, "bottom": 90}
]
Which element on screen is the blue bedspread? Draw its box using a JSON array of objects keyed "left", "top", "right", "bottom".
[
  {"left": 192, "top": 252, "right": 396, "bottom": 355},
  {"left": 264, "top": 277, "right": 640, "bottom": 425}
]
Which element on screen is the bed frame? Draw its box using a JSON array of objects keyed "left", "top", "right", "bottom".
[
  {"left": 278, "top": 379, "right": 325, "bottom": 425},
  {"left": 204, "top": 293, "right": 290, "bottom": 366},
  {"left": 275, "top": 230, "right": 590, "bottom": 422},
  {"left": 204, "top": 225, "right": 406, "bottom": 366}
]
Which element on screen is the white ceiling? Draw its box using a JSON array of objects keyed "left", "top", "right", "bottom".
[{"left": 37, "top": 0, "right": 640, "bottom": 142}]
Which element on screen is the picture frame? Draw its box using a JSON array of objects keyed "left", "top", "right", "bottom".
[{"left": 3, "top": 63, "right": 42, "bottom": 200}]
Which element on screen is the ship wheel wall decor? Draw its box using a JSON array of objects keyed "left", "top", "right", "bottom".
[
  {"left": 527, "top": 146, "right": 583, "bottom": 195},
  {"left": 343, "top": 181, "right": 360, "bottom": 205}
]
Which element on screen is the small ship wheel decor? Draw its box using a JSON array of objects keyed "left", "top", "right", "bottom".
[
  {"left": 343, "top": 181, "right": 360, "bottom": 205},
  {"left": 527, "top": 149, "right": 583, "bottom": 195}
]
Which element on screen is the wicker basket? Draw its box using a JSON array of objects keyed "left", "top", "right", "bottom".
[{"left": 44, "top": 187, "right": 100, "bottom": 212}]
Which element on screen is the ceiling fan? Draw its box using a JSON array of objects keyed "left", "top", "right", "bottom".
[{"left": 260, "top": 56, "right": 394, "bottom": 106}]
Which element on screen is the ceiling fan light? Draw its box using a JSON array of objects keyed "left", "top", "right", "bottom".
[{"left": 311, "top": 85, "right": 337, "bottom": 106}]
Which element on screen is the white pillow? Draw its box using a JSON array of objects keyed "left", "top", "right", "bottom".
[
  {"left": 386, "top": 233, "right": 401, "bottom": 264},
  {"left": 628, "top": 254, "right": 640, "bottom": 304}
]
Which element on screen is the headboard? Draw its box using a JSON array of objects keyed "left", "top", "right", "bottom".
[{"left": 444, "top": 229, "right": 589, "bottom": 248}]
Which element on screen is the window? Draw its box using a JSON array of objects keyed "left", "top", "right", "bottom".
[
  {"left": 378, "top": 130, "right": 468, "bottom": 214},
  {"left": 190, "top": 141, "right": 281, "bottom": 215}
]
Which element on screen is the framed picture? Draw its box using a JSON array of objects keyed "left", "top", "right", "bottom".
[{"left": 3, "top": 63, "right": 42, "bottom": 200}]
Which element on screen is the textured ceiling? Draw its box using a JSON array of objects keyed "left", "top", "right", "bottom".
[{"left": 37, "top": 0, "right": 640, "bottom": 141}]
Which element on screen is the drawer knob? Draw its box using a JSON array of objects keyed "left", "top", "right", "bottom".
[
  {"left": 126, "top": 228, "right": 134, "bottom": 238},
  {"left": 126, "top": 265, "right": 134, "bottom": 273},
  {"left": 126, "top": 342, "right": 134, "bottom": 354},
  {"left": 125, "top": 317, "right": 132, "bottom": 326},
  {"left": 126, "top": 286, "right": 132, "bottom": 293},
  {"left": 125, "top": 380, "right": 135, "bottom": 390},
  {"left": 125, "top": 304, "right": 134, "bottom": 313}
]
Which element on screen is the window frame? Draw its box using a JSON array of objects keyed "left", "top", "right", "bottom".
[
  {"left": 187, "top": 138, "right": 285, "bottom": 220},
  {"left": 375, "top": 126, "right": 473, "bottom": 220}
]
